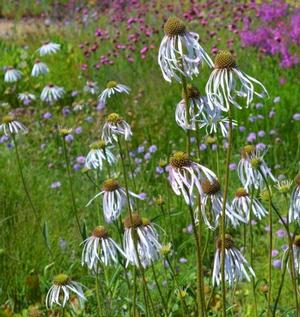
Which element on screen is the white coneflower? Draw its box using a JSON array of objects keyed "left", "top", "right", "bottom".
[
  {"left": 198, "top": 106, "right": 237, "bottom": 137},
  {"left": 81, "top": 226, "right": 125, "bottom": 269},
  {"left": 0, "top": 115, "right": 27, "bottom": 136},
  {"left": 85, "top": 140, "right": 116, "bottom": 170},
  {"left": 102, "top": 113, "right": 132, "bottom": 144},
  {"left": 45, "top": 274, "right": 86, "bottom": 308},
  {"left": 41, "top": 83, "right": 64, "bottom": 104},
  {"left": 86, "top": 179, "right": 143, "bottom": 223},
  {"left": 158, "top": 16, "right": 213, "bottom": 83},
  {"left": 84, "top": 81, "right": 99, "bottom": 95},
  {"left": 18, "top": 92, "right": 36, "bottom": 106},
  {"left": 212, "top": 234, "right": 255, "bottom": 286},
  {"left": 200, "top": 179, "right": 245, "bottom": 229},
  {"left": 98, "top": 81, "right": 130, "bottom": 104},
  {"left": 237, "top": 145, "right": 276, "bottom": 190},
  {"left": 231, "top": 187, "right": 267, "bottom": 223},
  {"left": 31, "top": 60, "right": 49, "bottom": 77},
  {"left": 205, "top": 50, "right": 268, "bottom": 112},
  {"left": 4, "top": 67, "right": 22, "bottom": 83},
  {"left": 37, "top": 41, "right": 60, "bottom": 56},
  {"left": 168, "top": 151, "right": 217, "bottom": 205},
  {"left": 289, "top": 173, "right": 300, "bottom": 223},
  {"left": 292, "top": 235, "right": 300, "bottom": 276},
  {"left": 175, "top": 84, "right": 205, "bottom": 131},
  {"left": 123, "top": 213, "right": 162, "bottom": 268}
]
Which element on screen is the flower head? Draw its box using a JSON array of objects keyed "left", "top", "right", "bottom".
[
  {"left": 98, "top": 81, "right": 130, "bottom": 104},
  {"left": 102, "top": 113, "right": 132, "bottom": 144},
  {"left": 123, "top": 213, "right": 162, "bottom": 268},
  {"left": 81, "top": 226, "right": 125, "bottom": 269},
  {"left": 45, "top": 274, "right": 86, "bottom": 308},
  {"left": 4, "top": 67, "right": 22, "bottom": 83},
  {"left": 41, "top": 84, "right": 64, "bottom": 104},
  {"left": 158, "top": 16, "right": 213, "bottom": 83},
  {"left": 205, "top": 50, "right": 268, "bottom": 112},
  {"left": 168, "top": 151, "right": 217, "bottom": 205},
  {"left": 37, "top": 41, "right": 60, "bottom": 56},
  {"left": 18, "top": 92, "right": 36, "bottom": 106},
  {"left": 212, "top": 234, "right": 255, "bottom": 286},
  {"left": 85, "top": 140, "right": 116, "bottom": 170},
  {"left": 289, "top": 172, "right": 300, "bottom": 223},
  {"left": 0, "top": 115, "right": 27, "bottom": 136},
  {"left": 86, "top": 179, "right": 143, "bottom": 223},
  {"left": 31, "top": 60, "right": 49, "bottom": 77}
]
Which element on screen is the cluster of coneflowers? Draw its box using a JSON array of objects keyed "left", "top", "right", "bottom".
[{"left": 1, "top": 15, "right": 300, "bottom": 317}]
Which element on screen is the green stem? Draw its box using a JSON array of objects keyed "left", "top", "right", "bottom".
[
  {"left": 151, "top": 264, "right": 168, "bottom": 316},
  {"left": 249, "top": 187, "right": 258, "bottom": 317},
  {"left": 180, "top": 72, "right": 191, "bottom": 156},
  {"left": 95, "top": 268, "right": 104, "bottom": 317},
  {"left": 258, "top": 169, "right": 272, "bottom": 317},
  {"left": 62, "top": 137, "right": 82, "bottom": 239},
  {"left": 12, "top": 136, "right": 53, "bottom": 257},
  {"left": 220, "top": 108, "right": 233, "bottom": 317}
]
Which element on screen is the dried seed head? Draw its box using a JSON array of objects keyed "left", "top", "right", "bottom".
[
  {"left": 107, "top": 113, "right": 122, "bottom": 124},
  {"left": 182, "top": 84, "right": 201, "bottom": 100},
  {"left": 53, "top": 274, "right": 70, "bottom": 286},
  {"left": 90, "top": 140, "right": 106, "bottom": 150},
  {"left": 294, "top": 235, "right": 300, "bottom": 248},
  {"left": 235, "top": 187, "right": 248, "bottom": 198},
  {"left": 164, "top": 16, "right": 186, "bottom": 37},
  {"left": 216, "top": 234, "right": 234, "bottom": 250},
  {"left": 2, "top": 115, "right": 14, "bottom": 124},
  {"left": 92, "top": 226, "right": 109, "bottom": 238},
  {"left": 241, "top": 145, "right": 256, "bottom": 159},
  {"left": 202, "top": 179, "right": 221, "bottom": 195},
  {"left": 295, "top": 172, "right": 300, "bottom": 186},
  {"left": 214, "top": 50, "right": 236, "bottom": 69},
  {"left": 106, "top": 81, "right": 117, "bottom": 89},
  {"left": 260, "top": 284, "right": 269, "bottom": 294},
  {"left": 124, "top": 213, "right": 143, "bottom": 228},
  {"left": 169, "top": 151, "right": 191, "bottom": 169},
  {"left": 102, "top": 179, "right": 119, "bottom": 192}
]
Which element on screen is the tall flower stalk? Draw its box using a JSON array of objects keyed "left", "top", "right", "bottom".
[{"left": 60, "top": 129, "right": 82, "bottom": 238}]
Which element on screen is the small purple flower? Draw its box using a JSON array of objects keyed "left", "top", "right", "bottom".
[
  {"left": 135, "top": 158, "right": 142, "bottom": 164},
  {"left": 251, "top": 220, "right": 257, "bottom": 225},
  {"left": 138, "top": 192, "right": 147, "bottom": 200},
  {"left": 43, "top": 112, "right": 52, "bottom": 119},
  {"left": 276, "top": 229, "right": 285, "bottom": 238},
  {"left": 62, "top": 107, "right": 71, "bottom": 116},
  {"left": 76, "top": 156, "right": 85, "bottom": 164},
  {"left": 293, "top": 113, "right": 300, "bottom": 121},
  {"left": 211, "top": 144, "right": 217, "bottom": 151},
  {"left": 256, "top": 143, "right": 266, "bottom": 151},
  {"left": 58, "top": 238, "right": 68, "bottom": 251},
  {"left": 149, "top": 145, "right": 157, "bottom": 153},
  {"left": 257, "top": 114, "right": 264, "bottom": 120},
  {"left": 65, "top": 134, "right": 74, "bottom": 143},
  {"left": 229, "top": 163, "right": 237, "bottom": 171},
  {"left": 186, "top": 224, "right": 193, "bottom": 234},
  {"left": 269, "top": 109, "right": 275, "bottom": 118},
  {"left": 247, "top": 132, "right": 256, "bottom": 143},
  {"left": 273, "top": 259, "right": 281, "bottom": 269},
  {"left": 179, "top": 257, "right": 188, "bottom": 264},
  {"left": 272, "top": 249, "right": 279, "bottom": 257},
  {"left": 85, "top": 116, "right": 93, "bottom": 123},
  {"left": 75, "top": 127, "right": 82, "bottom": 134},
  {"left": 256, "top": 103, "right": 264, "bottom": 109},
  {"left": 281, "top": 244, "right": 288, "bottom": 251},
  {"left": 137, "top": 145, "right": 145, "bottom": 153},
  {"left": 144, "top": 152, "right": 151, "bottom": 160},
  {"left": 249, "top": 115, "right": 256, "bottom": 123},
  {"left": 199, "top": 143, "right": 207, "bottom": 151},
  {"left": 51, "top": 181, "right": 61, "bottom": 189},
  {"left": 258, "top": 130, "right": 265, "bottom": 137},
  {"left": 156, "top": 166, "right": 164, "bottom": 174},
  {"left": 273, "top": 96, "right": 280, "bottom": 104},
  {"left": 0, "top": 135, "right": 9, "bottom": 143},
  {"left": 71, "top": 90, "right": 78, "bottom": 97},
  {"left": 239, "top": 126, "right": 246, "bottom": 132},
  {"left": 265, "top": 225, "right": 270, "bottom": 232},
  {"left": 73, "top": 163, "right": 81, "bottom": 171}
]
